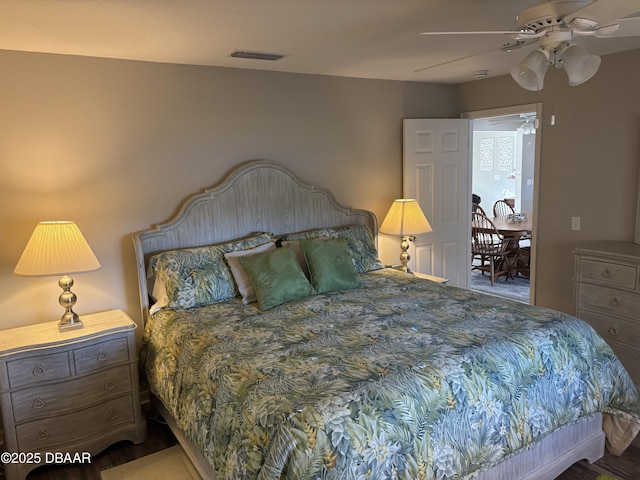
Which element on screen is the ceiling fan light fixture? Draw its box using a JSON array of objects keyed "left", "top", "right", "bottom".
[
  {"left": 511, "top": 47, "right": 550, "bottom": 91},
  {"left": 556, "top": 43, "right": 601, "bottom": 86}
]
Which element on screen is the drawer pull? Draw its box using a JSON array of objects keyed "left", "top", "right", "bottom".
[
  {"left": 97, "top": 350, "right": 108, "bottom": 362},
  {"left": 609, "top": 325, "right": 620, "bottom": 336},
  {"left": 104, "top": 379, "right": 115, "bottom": 390},
  {"left": 37, "top": 428, "right": 49, "bottom": 441},
  {"left": 32, "top": 397, "right": 46, "bottom": 409},
  {"left": 610, "top": 296, "right": 622, "bottom": 308},
  {"left": 32, "top": 363, "right": 46, "bottom": 377},
  {"left": 107, "top": 408, "right": 118, "bottom": 421},
  {"left": 601, "top": 268, "right": 612, "bottom": 279}
]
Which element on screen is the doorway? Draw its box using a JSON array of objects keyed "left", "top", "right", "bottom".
[{"left": 464, "top": 103, "right": 541, "bottom": 304}]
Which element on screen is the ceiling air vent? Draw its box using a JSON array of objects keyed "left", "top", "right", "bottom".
[{"left": 229, "top": 50, "right": 285, "bottom": 61}]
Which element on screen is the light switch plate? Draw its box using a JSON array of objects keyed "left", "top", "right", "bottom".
[{"left": 571, "top": 217, "right": 581, "bottom": 231}]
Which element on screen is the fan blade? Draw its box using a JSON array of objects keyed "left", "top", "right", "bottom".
[
  {"left": 598, "top": 17, "right": 640, "bottom": 37},
  {"left": 592, "top": 23, "right": 620, "bottom": 36},
  {"left": 414, "top": 46, "right": 502, "bottom": 73},
  {"left": 566, "top": 0, "right": 640, "bottom": 26},
  {"left": 420, "top": 29, "right": 542, "bottom": 40},
  {"left": 585, "top": 17, "right": 640, "bottom": 37},
  {"left": 421, "top": 30, "right": 527, "bottom": 35}
]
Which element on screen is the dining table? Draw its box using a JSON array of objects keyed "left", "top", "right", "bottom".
[
  {"left": 490, "top": 213, "right": 533, "bottom": 248},
  {"left": 492, "top": 213, "right": 533, "bottom": 278},
  {"left": 472, "top": 213, "right": 533, "bottom": 279}
]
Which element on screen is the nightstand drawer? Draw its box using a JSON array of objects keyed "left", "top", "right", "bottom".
[
  {"left": 578, "top": 259, "right": 638, "bottom": 289},
  {"left": 11, "top": 365, "right": 132, "bottom": 424},
  {"left": 577, "top": 283, "right": 640, "bottom": 320},
  {"left": 73, "top": 337, "right": 129, "bottom": 374},
  {"left": 6, "top": 352, "right": 70, "bottom": 389},
  {"left": 16, "top": 394, "right": 134, "bottom": 452}
]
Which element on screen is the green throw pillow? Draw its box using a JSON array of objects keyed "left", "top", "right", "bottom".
[
  {"left": 299, "top": 238, "right": 361, "bottom": 294},
  {"left": 238, "top": 244, "right": 315, "bottom": 310}
]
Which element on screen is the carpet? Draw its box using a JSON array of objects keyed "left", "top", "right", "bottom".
[
  {"left": 100, "top": 445, "right": 200, "bottom": 480},
  {"left": 469, "top": 267, "right": 530, "bottom": 303}
]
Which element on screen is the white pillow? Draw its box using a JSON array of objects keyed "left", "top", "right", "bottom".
[
  {"left": 225, "top": 242, "right": 277, "bottom": 303},
  {"left": 149, "top": 269, "right": 170, "bottom": 315}
]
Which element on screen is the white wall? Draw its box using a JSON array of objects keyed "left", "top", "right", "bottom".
[{"left": 472, "top": 131, "right": 523, "bottom": 214}]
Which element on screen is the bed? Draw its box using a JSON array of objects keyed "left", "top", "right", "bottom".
[{"left": 133, "top": 160, "right": 640, "bottom": 479}]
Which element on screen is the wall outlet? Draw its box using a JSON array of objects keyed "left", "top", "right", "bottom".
[{"left": 571, "top": 216, "right": 581, "bottom": 231}]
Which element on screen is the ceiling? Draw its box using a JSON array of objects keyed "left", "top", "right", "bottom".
[{"left": 2, "top": 0, "right": 640, "bottom": 84}]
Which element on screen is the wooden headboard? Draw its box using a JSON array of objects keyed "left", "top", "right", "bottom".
[{"left": 132, "top": 160, "right": 378, "bottom": 326}]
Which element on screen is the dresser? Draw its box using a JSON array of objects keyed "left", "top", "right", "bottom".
[
  {"left": 573, "top": 241, "right": 640, "bottom": 392},
  {"left": 0, "top": 310, "right": 146, "bottom": 480}
]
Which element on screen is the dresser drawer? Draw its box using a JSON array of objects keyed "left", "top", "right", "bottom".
[
  {"left": 16, "top": 394, "right": 134, "bottom": 452},
  {"left": 6, "top": 352, "right": 70, "bottom": 389},
  {"left": 578, "top": 258, "right": 638, "bottom": 290},
  {"left": 11, "top": 365, "right": 132, "bottom": 424},
  {"left": 577, "top": 283, "right": 640, "bottom": 321},
  {"left": 577, "top": 309, "right": 640, "bottom": 388},
  {"left": 73, "top": 337, "right": 129, "bottom": 375},
  {"left": 577, "top": 309, "right": 640, "bottom": 350},
  {"left": 604, "top": 342, "right": 640, "bottom": 388}
]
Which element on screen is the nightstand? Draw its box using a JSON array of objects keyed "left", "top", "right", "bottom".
[
  {"left": 412, "top": 271, "right": 449, "bottom": 284},
  {"left": 0, "top": 310, "right": 146, "bottom": 480}
]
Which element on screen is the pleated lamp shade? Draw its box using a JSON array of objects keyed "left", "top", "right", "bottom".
[
  {"left": 379, "top": 199, "right": 432, "bottom": 236},
  {"left": 14, "top": 221, "right": 100, "bottom": 276}
]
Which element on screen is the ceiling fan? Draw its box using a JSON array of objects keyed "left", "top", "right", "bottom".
[{"left": 420, "top": 0, "right": 640, "bottom": 90}]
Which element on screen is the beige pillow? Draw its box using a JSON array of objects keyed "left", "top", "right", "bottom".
[{"left": 225, "top": 242, "right": 277, "bottom": 303}]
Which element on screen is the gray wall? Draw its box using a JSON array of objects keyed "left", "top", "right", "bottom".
[
  {"left": 2, "top": 47, "right": 639, "bottom": 331},
  {"left": 456, "top": 48, "right": 640, "bottom": 313},
  {"left": 0, "top": 50, "right": 459, "bottom": 330}
]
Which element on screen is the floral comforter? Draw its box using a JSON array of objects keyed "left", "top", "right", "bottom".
[{"left": 140, "top": 269, "right": 640, "bottom": 480}]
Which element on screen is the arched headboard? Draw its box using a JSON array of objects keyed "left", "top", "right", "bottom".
[{"left": 133, "top": 160, "right": 377, "bottom": 325}]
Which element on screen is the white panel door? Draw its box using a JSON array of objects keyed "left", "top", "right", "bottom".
[{"left": 403, "top": 119, "right": 470, "bottom": 288}]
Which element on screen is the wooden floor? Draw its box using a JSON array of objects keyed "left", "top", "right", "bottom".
[{"left": 12, "top": 408, "right": 640, "bottom": 479}]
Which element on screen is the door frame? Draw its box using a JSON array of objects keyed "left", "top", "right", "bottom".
[{"left": 462, "top": 103, "right": 542, "bottom": 305}]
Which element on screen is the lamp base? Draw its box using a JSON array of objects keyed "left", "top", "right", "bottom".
[
  {"left": 399, "top": 235, "right": 416, "bottom": 274},
  {"left": 58, "top": 275, "right": 84, "bottom": 332},
  {"left": 58, "top": 316, "right": 84, "bottom": 332}
]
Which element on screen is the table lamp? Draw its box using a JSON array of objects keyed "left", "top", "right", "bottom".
[
  {"left": 14, "top": 221, "right": 101, "bottom": 332},
  {"left": 379, "top": 199, "right": 432, "bottom": 273}
]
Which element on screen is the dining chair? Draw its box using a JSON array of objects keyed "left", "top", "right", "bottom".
[
  {"left": 471, "top": 212, "right": 513, "bottom": 285},
  {"left": 472, "top": 203, "right": 487, "bottom": 216},
  {"left": 493, "top": 199, "right": 515, "bottom": 217}
]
